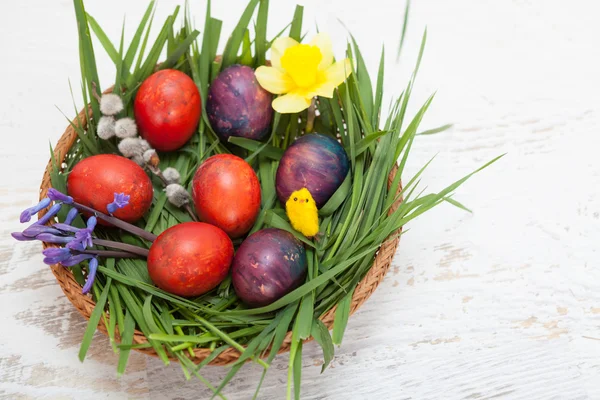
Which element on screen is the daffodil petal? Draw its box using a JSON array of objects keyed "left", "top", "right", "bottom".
[
  {"left": 324, "top": 58, "right": 352, "bottom": 87},
  {"left": 310, "top": 33, "right": 334, "bottom": 70},
  {"left": 310, "top": 82, "right": 336, "bottom": 98},
  {"left": 272, "top": 92, "right": 312, "bottom": 114},
  {"left": 255, "top": 66, "right": 295, "bottom": 94},
  {"left": 271, "top": 37, "right": 299, "bottom": 71}
]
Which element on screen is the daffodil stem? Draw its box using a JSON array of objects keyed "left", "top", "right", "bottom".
[
  {"left": 305, "top": 98, "right": 316, "bottom": 133},
  {"left": 93, "top": 238, "right": 149, "bottom": 257},
  {"left": 71, "top": 201, "right": 157, "bottom": 242}
]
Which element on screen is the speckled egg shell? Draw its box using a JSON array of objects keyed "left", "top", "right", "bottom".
[
  {"left": 232, "top": 228, "right": 307, "bottom": 308},
  {"left": 147, "top": 222, "right": 234, "bottom": 297},
  {"left": 206, "top": 64, "right": 273, "bottom": 142},
  {"left": 275, "top": 133, "right": 350, "bottom": 208}
]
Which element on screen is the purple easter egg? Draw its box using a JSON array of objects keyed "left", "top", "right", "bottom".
[
  {"left": 232, "top": 228, "right": 307, "bottom": 308},
  {"left": 276, "top": 133, "right": 350, "bottom": 208},
  {"left": 206, "top": 65, "right": 273, "bottom": 142}
]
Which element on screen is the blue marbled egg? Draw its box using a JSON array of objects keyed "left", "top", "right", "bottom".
[{"left": 275, "top": 133, "right": 350, "bottom": 208}]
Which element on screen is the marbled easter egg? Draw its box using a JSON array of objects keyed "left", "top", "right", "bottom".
[
  {"left": 231, "top": 228, "right": 307, "bottom": 308},
  {"left": 276, "top": 133, "right": 350, "bottom": 208},
  {"left": 206, "top": 65, "right": 273, "bottom": 142}
]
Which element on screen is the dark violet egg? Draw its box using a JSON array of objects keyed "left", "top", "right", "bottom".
[
  {"left": 231, "top": 228, "right": 307, "bottom": 308},
  {"left": 206, "top": 64, "right": 273, "bottom": 142},
  {"left": 276, "top": 133, "right": 350, "bottom": 208}
]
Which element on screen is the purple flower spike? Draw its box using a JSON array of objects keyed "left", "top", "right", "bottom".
[
  {"left": 60, "top": 253, "right": 94, "bottom": 267},
  {"left": 19, "top": 198, "right": 51, "bottom": 223},
  {"left": 36, "top": 203, "right": 62, "bottom": 226},
  {"left": 82, "top": 258, "right": 99, "bottom": 294},
  {"left": 42, "top": 247, "right": 73, "bottom": 265},
  {"left": 66, "top": 216, "right": 96, "bottom": 251},
  {"left": 53, "top": 223, "right": 80, "bottom": 233},
  {"left": 22, "top": 224, "right": 62, "bottom": 238},
  {"left": 66, "top": 240, "right": 85, "bottom": 252},
  {"left": 87, "top": 216, "right": 97, "bottom": 231},
  {"left": 47, "top": 188, "right": 73, "bottom": 204},
  {"left": 11, "top": 232, "right": 35, "bottom": 241},
  {"left": 107, "top": 193, "right": 130, "bottom": 214},
  {"left": 64, "top": 208, "right": 79, "bottom": 225},
  {"left": 37, "top": 233, "right": 74, "bottom": 244}
]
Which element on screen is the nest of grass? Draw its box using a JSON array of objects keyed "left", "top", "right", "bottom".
[
  {"left": 27, "top": 0, "right": 501, "bottom": 397},
  {"left": 40, "top": 102, "right": 403, "bottom": 365}
]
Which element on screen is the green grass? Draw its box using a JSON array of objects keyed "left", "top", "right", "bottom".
[{"left": 47, "top": 1, "right": 503, "bottom": 398}]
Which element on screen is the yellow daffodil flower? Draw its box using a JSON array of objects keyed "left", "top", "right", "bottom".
[{"left": 255, "top": 33, "right": 352, "bottom": 114}]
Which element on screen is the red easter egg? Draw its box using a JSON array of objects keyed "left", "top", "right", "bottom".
[
  {"left": 192, "top": 154, "right": 261, "bottom": 238},
  {"left": 134, "top": 69, "right": 201, "bottom": 152},
  {"left": 148, "top": 222, "right": 234, "bottom": 297},
  {"left": 67, "top": 154, "right": 153, "bottom": 224}
]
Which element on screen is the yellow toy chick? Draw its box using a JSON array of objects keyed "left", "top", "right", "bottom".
[{"left": 286, "top": 188, "right": 319, "bottom": 238}]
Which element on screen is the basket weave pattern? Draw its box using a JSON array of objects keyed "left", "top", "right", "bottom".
[{"left": 39, "top": 102, "right": 402, "bottom": 366}]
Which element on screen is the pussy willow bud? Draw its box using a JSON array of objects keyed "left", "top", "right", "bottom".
[
  {"left": 99, "top": 94, "right": 124, "bottom": 116},
  {"left": 143, "top": 149, "right": 160, "bottom": 168},
  {"left": 97, "top": 116, "right": 116, "bottom": 139},
  {"left": 114, "top": 117, "right": 138, "bottom": 139},
  {"left": 118, "top": 138, "right": 145, "bottom": 158},
  {"left": 162, "top": 167, "right": 181, "bottom": 185},
  {"left": 166, "top": 184, "right": 190, "bottom": 207}
]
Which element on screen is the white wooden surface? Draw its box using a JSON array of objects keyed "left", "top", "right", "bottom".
[{"left": 1, "top": 0, "right": 599, "bottom": 399}]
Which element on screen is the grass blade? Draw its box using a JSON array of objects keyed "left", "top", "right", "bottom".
[
  {"left": 396, "top": 0, "right": 411, "bottom": 61},
  {"left": 310, "top": 319, "right": 334, "bottom": 372},
  {"left": 87, "top": 14, "right": 119, "bottom": 64},
  {"left": 228, "top": 137, "right": 283, "bottom": 160},
  {"left": 418, "top": 123, "right": 453, "bottom": 136},
  {"left": 73, "top": 0, "right": 101, "bottom": 122},
  {"left": 160, "top": 30, "right": 200, "bottom": 70},
  {"left": 332, "top": 287, "right": 353, "bottom": 345},
  {"left": 255, "top": 0, "right": 269, "bottom": 65},
  {"left": 222, "top": 0, "right": 260, "bottom": 68},
  {"left": 349, "top": 130, "right": 388, "bottom": 157},
  {"left": 295, "top": 293, "right": 314, "bottom": 340},
  {"left": 143, "top": 295, "right": 163, "bottom": 334},
  {"left": 289, "top": 5, "right": 304, "bottom": 41},
  {"left": 267, "top": 302, "right": 299, "bottom": 363},
  {"left": 79, "top": 276, "right": 112, "bottom": 361},
  {"left": 319, "top": 173, "right": 351, "bottom": 217},
  {"left": 293, "top": 341, "right": 302, "bottom": 400},
  {"left": 198, "top": 0, "right": 213, "bottom": 101},
  {"left": 124, "top": 1, "right": 155, "bottom": 73},
  {"left": 373, "top": 46, "right": 385, "bottom": 128},
  {"left": 350, "top": 36, "right": 374, "bottom": 123},
  {"left": 444, "top": 196, "right": 473, "bottom": 213},
  {"left": 117, "top": 309, "right": 136, "bottom": 376}
]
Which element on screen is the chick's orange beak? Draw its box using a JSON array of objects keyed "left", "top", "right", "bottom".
[{"left": 299, "top": 199, "right": 305, "bottom": 203}]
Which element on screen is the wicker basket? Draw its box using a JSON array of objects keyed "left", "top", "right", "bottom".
[{"left": 38, "top": 99, "right": 402, "bottom": 366}]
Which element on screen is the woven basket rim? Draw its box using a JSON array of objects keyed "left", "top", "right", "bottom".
[{"left": 38, "top": 89, "right": 402, "bottom": 366}]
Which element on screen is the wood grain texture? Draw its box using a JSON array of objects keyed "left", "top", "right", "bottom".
[{"left": 1, "top": 0, "right": 599, "bottom": 399}]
